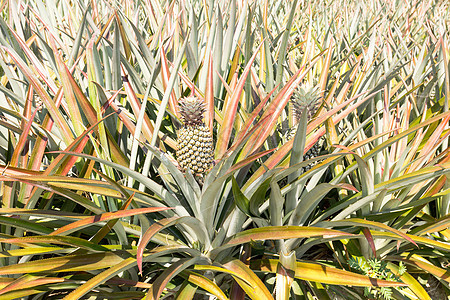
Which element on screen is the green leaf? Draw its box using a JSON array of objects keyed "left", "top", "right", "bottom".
[
  {"left": 286, "top": 102, "right": 308, "bottom": 213},
  {"left": 289, "top": 183, "right": 358, "bottom": 226},
  {"left": 232, "top": 176, "right": 250, "bottom": 216}
]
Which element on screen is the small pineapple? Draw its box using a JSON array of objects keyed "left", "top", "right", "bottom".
[
  {"left": 176, "top": 96, "right": 214, "bottom": 175},
  {"left": 287, "top": 87, "right": 322, "bottom": 172},
  {"left": 292, "top": 87, "right": 320, "bottom": 126}
]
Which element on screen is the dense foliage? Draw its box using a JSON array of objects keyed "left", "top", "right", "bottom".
[{"left": 0, "top": 0, "right": 449, "bottom": 299}]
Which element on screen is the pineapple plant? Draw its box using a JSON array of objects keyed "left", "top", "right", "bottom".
[
  {"left": 176, "top": 96, "right": 214, "bottom": 175},
  {"left": 287, "top": 87, "right": 322, "bottom": 171},
  {"left": 0, "top": 0, "right": 448, "bottom": 299}
]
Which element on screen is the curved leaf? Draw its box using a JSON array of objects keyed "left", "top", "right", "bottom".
[
  {"left": 370, "top": 230, "right": 449, "bottom": 251},
  {"left": 183, "top": 270, "right": 228, "bottom": 300},
  {"left": 146, "top": 257, "right": 206, "bottom": 300},
  {"left": 211, "top": 226, "right": 352, "bottom": 256},
  {"left": 223, "top": 259, "right": 273, "bottom": 300},
  {"left": 251, "top": 259, "right": 407, "bottom": 287},
  {"left": 137, "top": 217, "right": 207, "bottom": 274},
  {"left": 289, "top": 183, "right": 358, "bottom": 226},
  {"left": 387, "top": 262, "right": 431, "bottom": 300},
  {"left": 388, "top": 255, "right": 450, "bottom": 284},
  {"left": 0, "top": 274, "right": 66, "bottom": 296},
  {"left": 50, "top": 206, "right": 172, "bottom": 236},
  {"left": 62, "top": 257, "right": 137, "bottom": 300},
  {"left": 328, "top": 219, "right": 417, "bottom": 247}
]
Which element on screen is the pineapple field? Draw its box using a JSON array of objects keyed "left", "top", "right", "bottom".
[{"left": 0, "top": 0, "right": 449, "bottom": 299}]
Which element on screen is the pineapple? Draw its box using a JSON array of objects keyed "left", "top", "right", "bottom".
[
  {"left": 176, "top": 96, "right": 214, "bottom": 175},
  {"left": 287, "top": 87, "right": 322, "bottom": 172}
]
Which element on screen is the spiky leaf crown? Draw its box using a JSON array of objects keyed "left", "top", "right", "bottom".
[
  {"left": 178, "top": 96, "right": 206, "bottom": 126},
  {"left": 292, "top": 87, "right": 320, "bottom": 123}
]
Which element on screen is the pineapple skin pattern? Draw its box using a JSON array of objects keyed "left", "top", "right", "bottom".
[{"left": 176, "top": 96, "right": 214, "bottom": 174}]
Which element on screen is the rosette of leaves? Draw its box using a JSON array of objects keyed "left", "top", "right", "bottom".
[{"left": 0, "top": 0, "right": 449, "bottom": 299}]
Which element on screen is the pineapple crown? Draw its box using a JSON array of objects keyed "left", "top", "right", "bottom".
[
  {"left": 292, "top": 87, "right": 320, "bottom": 123},
  {"left": 178, "top": 96, "right": 206, "bottom": 126}
]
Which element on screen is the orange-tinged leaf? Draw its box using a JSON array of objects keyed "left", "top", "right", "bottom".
[
  {"left": 388, "top": 255, "right": 450, "bottom": 284},
  {"left": 0, "top": 246, "right": 68, "bottom": 258},
  {"left": 370, "top": 230, "right": 450, "bottom": 251},
  {"left": 4, "top": 106, "right": 39, "bottom": 208},
  {"left": 205, "top": 51, "right": 214, "bottom": 134},
  {"left": 62, "top": 257, "right": 137, "bottom": 300},
  {"left": 227, "top": 226, "right": 351, "bottom": 245},
  {"left": 211, "top": 226, "right": 352, "bottom": 256},
  {"left": 330, "top": 219, "right": 418, "bottom": 247},
  {"left": 242, "top": 139, "right": 293, "bottom": 191},
  {"left": 88, "top": 183, "right": 134, "bottom": 244},
  {"left": 252, "top": 259, "right": 407, "bottom": 287},
  {"left": 160, "top": 46, "right": 179, "bottom": 118},
  {"left": 137, "top": 217, "right": 177, "bottom": 274},
  {"left": 0, "top": 174, "right": 131, "bottom": 201},
  {"left": 239, "top": 68, "right": 302, "bottom": 159},
  {"left": 0, "top": 236, "right": 109, "bottom": 252},
  {"left": 215, "top": 42, "right": 263, "bottom": 159},
  {"left": 146, "top": 257, "right": 203, "bottom": 300},
  {"left": 230, "top": 86, "right": 277, "bottom": 153},
  {"left": 193, "top": 265, "right": 252, "bottom": 286},
  {"left": 386, "top": 263, "right": 431, "bottom": 300},
  {"left": 224, "top": 259, "right": 273, "bottom": 300},
  {"left": 0, "top": 274, "right": 66, "bottom": 296},
  {"left": 115, "top": 12, "right": 132, "bottom": 60},
  {"left": 183, "top": 271, "right": 228, "bottom": 300},
  {"left": 416, "top": 215, "right": 450, "bottom": 235},
  {"left": 24, "top": 89, "right": 65, "bottom": 191},
  {"left": 0, "top": 278, "right": 15, "bottom": 289},
  {"left": 1, "top": 46, "right": 74, "bottom": 145},
  {"left": 318, "top": 41, "right": 334, "bottom": 100},
  {"left": 50, "top": 206, "right": 172, "bottom": 236},
  {"left": 0, "top": 288, "right": 44, "bottom": 299},
  {"left": 10, "top": 104, "right": 38, "bottom": 169},
  {"left": 408, "top": 114, "right": 450, "bottom": 172},
  {"left": 122, "top": 71, "right": 157, "bottom": 146},
  {"left": 362, "top": 228, "right": 376, "bottom": 257},
  {"left": 48, "top": 34, "right": 85, "bottom": 136},
  {"left": 0, "top": 252, "right": 126, "bottom": 275},
  {"left": 6, "top": 24, "right": 58, "bottom": 93},
  {"left": 227, "top": 149, "right": 275, "bottom": 174}
]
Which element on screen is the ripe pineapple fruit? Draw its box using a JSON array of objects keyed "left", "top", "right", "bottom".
[
  {"left": 287, "top": 87, "right": 322, "bottom": 172},
  {"left": 176, "top": 96, "right": 214, "bottom": 175}
]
